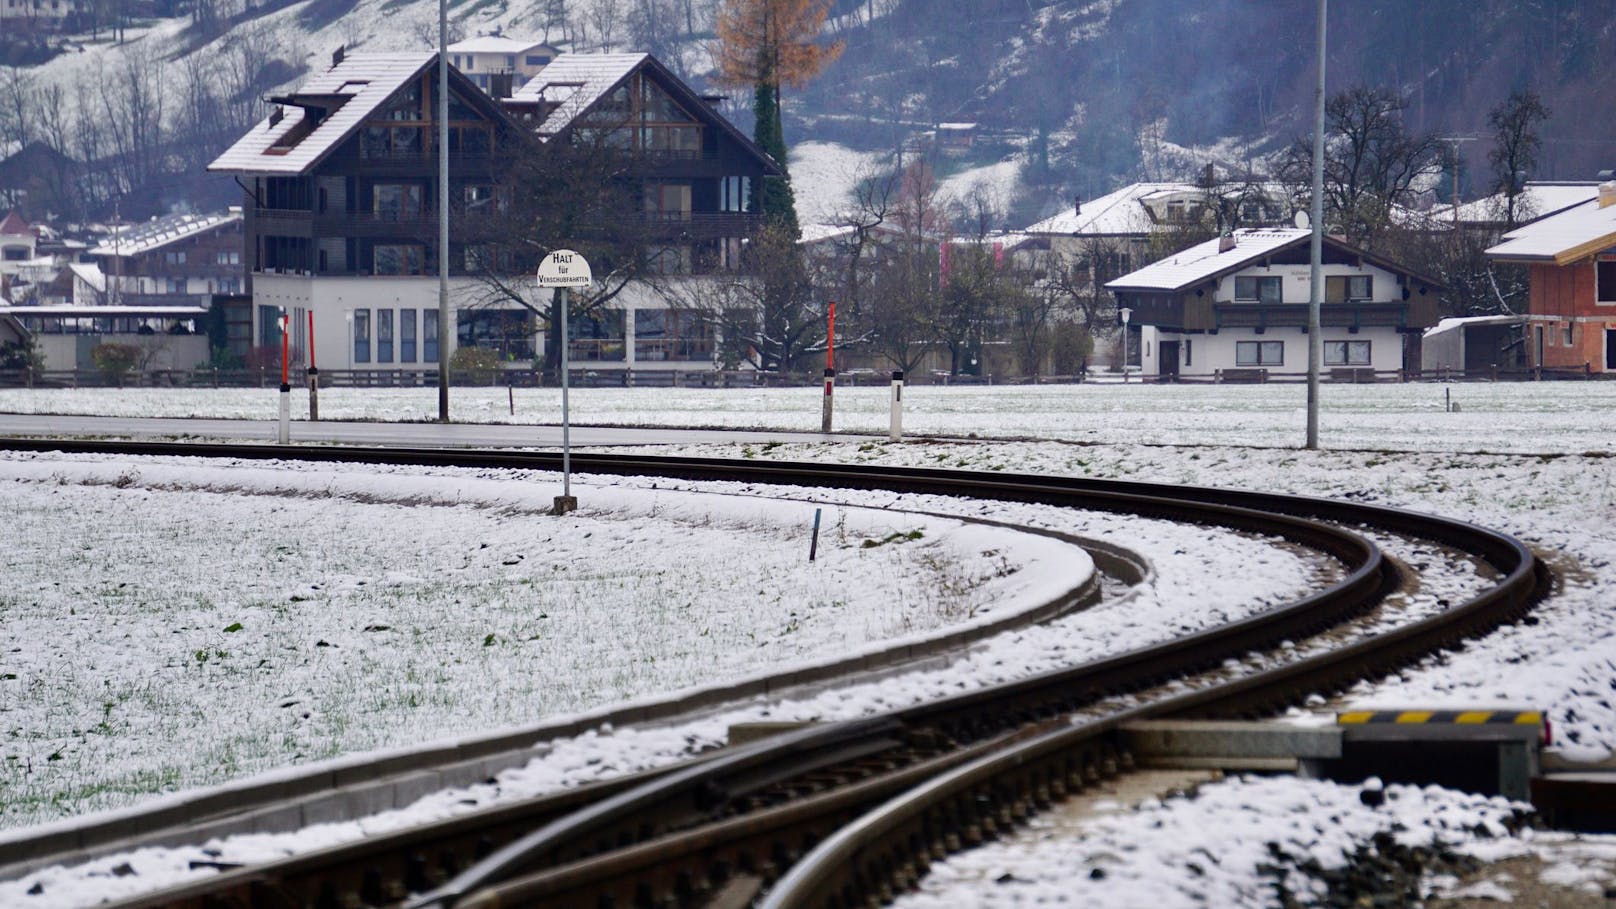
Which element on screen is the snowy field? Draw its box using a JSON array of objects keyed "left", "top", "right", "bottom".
[
  {"left": 5, "top": 382, "right": 1616, "bottom": 906},
  {"left": 0, "top": 381, "right": 1610, "bottom": 452},
  {"left": 0, "top": 453, "right": 1090, "bottom": 832}
]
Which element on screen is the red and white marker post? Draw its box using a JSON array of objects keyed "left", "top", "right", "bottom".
[
  {"left": 277, "top": 310, "right": 291, "bottom": 444},
  {"left": 820, "top": 302, "right": 836, "bottom": 434},
  {"left": 306, "top": 310, "right": 319, "bottom": 422}
]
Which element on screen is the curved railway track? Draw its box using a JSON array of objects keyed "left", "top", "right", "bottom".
[{"left": 0, "top": 439, "right": 1549, "bottom": 909}]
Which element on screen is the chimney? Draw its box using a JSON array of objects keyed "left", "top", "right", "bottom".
[
  {"left": 1073, "top": 194, "right": 1082, "bottom": 216},
  {"left": 1601, "top": 181, "right": 1616, "bottom": 209},
  {"left": 333, "top": 45, "right": 345, "bottom": 67},
  {"left": 1218, "top": 231, "right": 1236, "bottom": 253}
]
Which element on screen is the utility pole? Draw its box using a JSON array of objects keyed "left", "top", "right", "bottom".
[
  {"left": 1305, "top": 0, "right": 1326, "bottom": 450},
  {"left": 436, "top": 0, "right": 451, "bottom": 423},
  {"left": 1440, "top": 136, "right": 1478, "bottom": 225}
]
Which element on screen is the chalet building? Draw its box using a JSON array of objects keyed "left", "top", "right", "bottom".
[
  {"left": 1105, "top": 228, "right": 1440, "bottom": 380},
  {"left": 448, "top": 36, "right": 558, "bottom": 95},
  {"left": 0, "top": 141, "right": 82, "bottom": 219},
  {"left": 209, "top": 49, "right": 781, "bottom": 373},
  {"left": 90, "top": 210, "right": 246, "bottom": 308},
  {"left": 1486, "top": 182, "right": 1616, "bottom": 373},
  {"left": 0, "top": 211, "right": 38, "bottom": 273}
]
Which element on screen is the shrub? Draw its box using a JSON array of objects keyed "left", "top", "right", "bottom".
[
  {"left": 91, "top": 343, "right": 142, "bottom": 384},
  {"left": 0, "top": 338, "right": 43, "bottom": 372},
  {"left": 451, "top": 346, "right": 501, "bottom": 385}
]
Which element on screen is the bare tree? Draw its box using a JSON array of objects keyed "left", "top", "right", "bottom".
[
  {"left": 587, "top": 0, "right": 623, "bottom": 51},
  {"left": 1487, "top": 90, "right": 1551, "bottom": 228},
  {"left": 1277, "top": 85, "right": 1444, "bottom": 247}
]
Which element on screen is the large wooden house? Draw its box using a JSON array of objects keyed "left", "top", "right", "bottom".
[
  {"left": 208, "top": 49, "right": 782, "bottom": 372},
  {"left": 1105, "top": 228, "right": 1441, "bottom": 380},
  {"left": 1486, "top": 182, "right": 1616, "bottom": 373}
]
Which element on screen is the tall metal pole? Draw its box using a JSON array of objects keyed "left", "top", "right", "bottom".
[
  {"left": 1306, "top": 0, "right": 1327, "bottom": 450},
  {"left": 436, "top": 0, "right": 451, "bottom": 423},
  {"left": 560, "top": 286, "right": 572, "bottom": 500}
]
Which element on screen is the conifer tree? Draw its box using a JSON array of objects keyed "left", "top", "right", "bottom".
[{"left": 714, "top": 0, "right": 842, "bottom": 237}]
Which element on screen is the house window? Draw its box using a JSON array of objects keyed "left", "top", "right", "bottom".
[
  {"left": 1325, "top": 274, "right": 1373, "bottom": 302},
  {"left": 645, "top": 245, "right": 692, "bottom": 275},
  {"left": 644, "top": 183, "right": 692, "bottom": 221},
  {"left": 635, "top": 308, "right": 714, "bottom": 361},
  {"left": 167, "top": 279, "right": 185, "bottom": 294},
  {"left": 400, "top": 309, "right": 417, "bottom": 362},
  {"left": 424, "top": 309, "right": 439, "bottom": 362},
  {"left": 720, "top": 176, "right": 749, "bottom": 213},
  {"left": 1324, "top": 340, "right": 1371, "bottom": 366},
  {"left": 1564, "top": 322, "right": 1575, "bottom": 346},
  {"left": 165, "top": 251, "right": 187, "bottom": 265},
  {"left": 216, "top": 250, "right": 240, "bottom": 265},
  {"left": 353, "top": 309, "right": 371, "bottom": 363},
  {"left": 373, "top": 244, "right": 425, "bottom": 275},
  {"left": 525, "top": 54, "right": 550, "bottom": 66},
  {"left": 1184, "top": 339, "right": 1192, "bottom": 366},
  {"left": 569, "top": 309, "right": 625, "bottom": 361},
  {"left": 373, "top": 183, "right": 422, "bottom": 220},
  {"left": 505, "top": 54, "right": 516, "bottom": 69},
  {"left": 1236, "top": 340, "right": 1284, "bottom": 366},
  {"left": 1233, "top": 275, "right": 1282, "bottom": 304},
  {"left": 458, "top": 309, "right": 535, "bottom": 360},
  {"left": 377, "top": 309, "right": 394, "bottom": 363},
  {"left": 1598, "top": 261, "right": 1616, "bottom": 304}
]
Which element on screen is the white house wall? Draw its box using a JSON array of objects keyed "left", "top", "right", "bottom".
[
  {"left": 1212, "top": 260, "right": 1405, "bottom": 304},
  {"left": 1149, "top": 326, "right": 1404, "bottom": 377}
]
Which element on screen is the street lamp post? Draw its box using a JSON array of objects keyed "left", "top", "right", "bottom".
[{"left": 1119, "top": 307, "right": 1132, "bottom": 383}]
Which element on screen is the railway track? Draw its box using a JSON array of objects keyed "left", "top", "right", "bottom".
[{"left": 0, "top": 439, "right": 1548, "bottom": 909}]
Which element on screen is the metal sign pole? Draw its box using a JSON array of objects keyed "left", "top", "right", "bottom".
[
  {"left": 560, "top": 285, "right": 571, "bottom": 502},
  {"left": 536, "top": 249, "right": 590, "bottom": 515}
]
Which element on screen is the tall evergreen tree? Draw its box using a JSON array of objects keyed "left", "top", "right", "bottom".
[{"left": 714, "top": 0, "right": 842, "bottom": 237}]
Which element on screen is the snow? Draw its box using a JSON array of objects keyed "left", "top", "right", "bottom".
[
  {"left": 788, "top": 140, "right": 889, "bottom": 226},
  {"left": 5, "top": 381, "right": 1616, "bottom": 905}
]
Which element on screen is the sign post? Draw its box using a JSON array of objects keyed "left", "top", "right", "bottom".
[
  {"left": 821, "top": 302, "right": 836, "bottom": 434},
  {"left": 537, "top": 249, "right": 593, "bottom": 515},
  {"left": 889, "top": 370, "right": 904, "bottom": 442},
  {"left": 277, "top": 309, "right": 291, "bottom": 444},
  {"left": 306, "top": 310, "right": 319, "bottom": 422}
]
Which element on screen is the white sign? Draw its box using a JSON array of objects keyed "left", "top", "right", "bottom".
[{"left": 536, "top": 249, "right": 593, "bottom": 288}]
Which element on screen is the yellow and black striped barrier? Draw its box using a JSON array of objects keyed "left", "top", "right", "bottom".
[{"left": 1338, "top": 709, "right": 1543, "bottom": 727}]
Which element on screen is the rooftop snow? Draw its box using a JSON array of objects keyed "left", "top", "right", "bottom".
[
  {"left": 208, "top": 53, "right": 434, "bottom": 176},
  {"left": 509, "top": 53, "right": 647, "bottom": 137},
  {"left": 1105, "top": 228, "right": 1309, "bottom": 292},
  {"left": 1487, "top": 196, "right": 1616, "bottom": 264},
  {"left": 1024, "top": 182, "right": 1191, "bottom": 236},
  {"left": 448, "top": 36, "right": 553, "bottom": 54},
  {"left": 88, "top": 211, "right": 240, "bottom": 257},
  {"left": 1433, "top": 181, "right": 1602, "bottom": 226}
]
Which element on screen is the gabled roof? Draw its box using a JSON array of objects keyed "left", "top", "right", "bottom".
[
  {"left": 1434, "top": 182, "right": 1602, "bottom": 227},
  {"left": 0, "top": 211, "right": 33, "bottom": 236},
  {"left": 1025, "top": 182, "right": 1193, "bottom": 236},
  {"left": 509, "top": 53, "right": 784, "bottom": 176},
  {"left": 449, "top": 36, "right": 556, "bottom": 55},
  {"left": 90, "top": 210, "right": 241, "bottom": 257},
  {"left": 1486, "top": 196, "right": 1616, "bottom": 265},
  {"left": 210, "top": 53, "right": 513, "bottom": 176},
  {"left": 1106, "top": 227, "right": 1439, "bottom": 293},
  {"left": 509, "top": 53, "right": 649, "bottom": 136}
]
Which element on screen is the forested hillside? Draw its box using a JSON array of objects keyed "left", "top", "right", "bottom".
[{"left": 2, "top": 0, "right": 1613, "bottom": 221}]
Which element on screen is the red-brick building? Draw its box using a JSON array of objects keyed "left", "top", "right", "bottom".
[{"left": 1487, "top": 182, "right": 1616, "bottom": 372}]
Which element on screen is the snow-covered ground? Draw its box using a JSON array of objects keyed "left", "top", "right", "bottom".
[
  {"left": 4, "top": 382, "right": 1616, "bottom": 907},
  {"left": 0, "top": 381, "right": 1606, "bottom": 452}
]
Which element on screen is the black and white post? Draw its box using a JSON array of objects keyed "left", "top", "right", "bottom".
[{"left": 889, "top": 370, "right": 904, "bottom": 442}]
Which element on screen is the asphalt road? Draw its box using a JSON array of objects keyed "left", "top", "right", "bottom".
[{"left": 0, "top": 413, "right": 876, "bottom": 448}]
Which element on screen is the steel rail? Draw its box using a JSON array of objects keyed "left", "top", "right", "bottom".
[{"left": 0, "top": 440, "right": 1540, "bottom": 909}]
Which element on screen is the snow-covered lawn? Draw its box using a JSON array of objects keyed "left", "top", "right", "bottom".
[
  {"left": 1, "top": 381, "right": 1611, "bottom": 452},
  {"left": 0, "top": 453, "right": 1089, "bottom": 832},
  {"left": 6, "top": 382, "right": 1616, "bottom": 907}
]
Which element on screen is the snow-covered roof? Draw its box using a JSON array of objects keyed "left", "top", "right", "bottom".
[
  {"left": 69, "top": 262, "right": 105, "bottom": 293},
  {"left": 449, "top": 36, "right": 554, "bottom": 55},
  {"left": 209, "top": 53, "right": 434, "bottom": 175},
  {"left": 0, "top": 305, "right": 207, "bottom": 316},
  {"left": 1433, "top": 182, "right": 1602, "bottom": 226},
  {"left": 1106, "top": 228, "right": 1309, "bottom": 292},
  {"left": 509, "top": 53, "right": 647, "bottom": 137},
  {"left": 1025, "top": 182, "right": 1194, "bottom": 236},
  {"left": 1486, "top": 195, "right": 1616, "bottom": 265},
  {"left": 1423, "top": 314, "right": 1526, "bottom": 339},
  {"left": 90, "top": 210, "right": 241, "bottom": 257}
]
